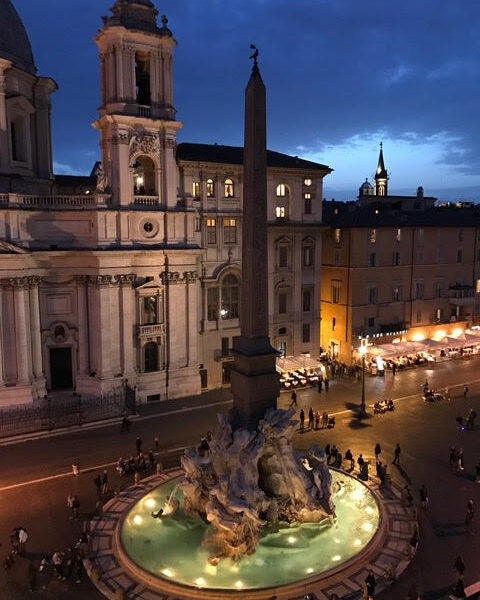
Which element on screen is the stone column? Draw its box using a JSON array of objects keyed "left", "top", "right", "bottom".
[
  {"left": 0, "top": 287, "right": 5, "bottom": 386},
  {"left": 13, "top": 280, "right": 30, "bottom": 384},
  {"left": 75, "top": 276, "right": 89, "bottom": 375},
  {"left": 185, "top": 272, "right": 199, "bottom": 366},
  {"left": 115, "top": 45, "right": 124, "bottom": 101},
  {"left": 0, "top": 58, "right": 12, "bottom": 170},
  {"left": 29, "top": 277, "right": 43, "bottom": 379},
  {"left": 166, "top": 273, "right": 187, "bottom": 368},
  {"left": 98, "top": 279, "right": 113, "bottom": 378},
  {"left": 230, "top": 60, "right": 279, "bottom": 429},
  {"left": 118, "top": 274, "right": 136, "bottom": 376}
]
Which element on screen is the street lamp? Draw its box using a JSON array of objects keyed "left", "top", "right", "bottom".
[{"left": 359, "top": 341, "right": 367, "bottom": 417}]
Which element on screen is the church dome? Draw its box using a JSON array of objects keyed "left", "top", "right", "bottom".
[
  {"left": 360, "top": 179, "right": 373, "bottom": 190},
  {"left": 0, "top": 0, "right": 36, "bottom": 75}
]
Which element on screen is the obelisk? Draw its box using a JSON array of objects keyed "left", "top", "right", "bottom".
[{"left": 230, "top": 50, "right": 280, "bottom": 430}]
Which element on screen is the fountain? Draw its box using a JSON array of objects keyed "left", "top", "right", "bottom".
[{"left": 87, "top": 50, "right": 415, "bottom": 600}]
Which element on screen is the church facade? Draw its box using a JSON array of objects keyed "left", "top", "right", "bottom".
[{"left": 0, "top": 0, "right": 330, "bottom": 407}]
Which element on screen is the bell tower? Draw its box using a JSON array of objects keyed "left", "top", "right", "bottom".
[
  {"left": 93, "top": 0, "right": 181, "bottom": 207},
  {"left": 374, "top": 142, "right": 388, "bottom": 197}
]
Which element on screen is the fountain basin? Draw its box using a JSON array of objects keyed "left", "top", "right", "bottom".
[{"left": 119, "top": 470, "right": 381, "bottom": 592}]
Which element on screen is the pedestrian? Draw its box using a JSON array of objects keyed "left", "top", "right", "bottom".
[
  {"left": 463, "top": 385, "right": 469, "bottom": 399},
  {"left": 314, "top": 410, "right": 320, "bottom": 430},
  {"left": 27, "top": 560, "right": 37, "bottom": 592},
  {"left": 449, "top": 447, "right": 457, "bottom": 467},
  {"left": 308, "top": 407, "right": 314, "bottom": 430},
  {"left": 392, "top": 443, "right": 401, "bottom": 466},
  {"left": 364, "top": 569, "right": 376, "bottom": 598},
  {"left": 101, "top": 470, "right": 108, "bottom": 495},
  {"left": 67, "top": 493, "right": 75, "bottom": 518},
  {"left": 51, "top": 551, "right": 63, "bottom": 579},
  {"left": 93, "top": 473, "right": 102, "bottom": 496},
  {"left": 374, "top": 443, "right": 381, "bottom": 461},
  {"left": 402, "top": 485, "right": 413, "bottom": 507},
  {"left": 456, "top": 449, "right": 464, "bottom": 473},
  {"left": 419, "top": 484, "right": 429, "bottom": 509},
  {"left": 452, "top": 578, "right": 465, "bottom": 599},
  {"left": 136, "top": 436, "right": 142, "bottom": 455},
  {"left": 324, "top": 377, "right": 329, "bottom": 391},
  {"left": 299, "top": 409, "right": 305, "bottom": 431},
  {"left": 317, "top": 378, "right": 323, "bottom": 393},
  {"left": 290, "top": 390, "right": 297, "bottom": 407},
  {"left": 358, "top": 454, "right": 365, "bottom": 469},
  {"left": 444, "top": 387, "right": 450, "bottom": 401},
  {"left": 154, "top": 436, "right": 159, "bottom": 452},
  {"left": 156, "top": 461, "right": 163, "bottom": 475},
  {"left": 408, "top": 526, "right": 419, "bottom": 558},
  {"left": 325, "top": 444, "right": 331, "bottom": 461},
  {"left": 148, "top": 450, "right": 155, "bottom": 469},
  {"left": 330, "top": 445, "right": 338, "bottom": 465},
  {"left": 454, "top": 555, "right": 465, "bottom": 579},
  {"left": 72, "top": 554, "right": 83, "bottom": 584},
  {"left": 423, "top": 380, "right": 429, "bottom": 394},
  {"left": 345, "top": 449, "right": 354, "bottom": 470},
  {"left": 322, "top": 411, "right": 329, "bottom": 428},
  {"left": 134, "top": 471, "right": 140, "bottom": 485},
  {"left": 72, "top": 495, "right": 80, "bottom": 520},
  {"left": 18, "top": 527, "right": 28, "bottom": 556},
  {"left": 392, "top": 363, "right": 396, "bottom": 376},
  {"left": 120, "top": 416, "right": 129, "bottom": 433},
  {"left": 465, "top": 500, "right": 474, "bottom": 525},
  {"left": 72, "top": 463, "right": 79, "bottom": 476}
]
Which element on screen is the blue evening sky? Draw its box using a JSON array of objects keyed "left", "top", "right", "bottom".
[{"left": 12, "top": 0, "right": 480, "bottom": 201}]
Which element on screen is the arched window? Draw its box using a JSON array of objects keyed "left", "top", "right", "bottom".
[
  {"left": 135, "top": 53, "right": 151, "bottom": 105},
  {"left": 144, "top": 342, "right": 158, "bottom": 373},
  {"left": 206, "top": 178, "right": 215, "bottom": 198},
  {"left": 276, "top": 183, "right": 287, "bottom": 197},
  {"left": 224, "top": 178, "right": 235, "bottom": 198},
  {"left": 221, "top": 274, "right": 240, "bottom": 319},
  {"left": 133, "top": 156, "right": 156, "bottom": 195}
]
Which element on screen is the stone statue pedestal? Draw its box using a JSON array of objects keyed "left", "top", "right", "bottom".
[{"left": 230, "top": 337, "right": 279, "bottom": 430}]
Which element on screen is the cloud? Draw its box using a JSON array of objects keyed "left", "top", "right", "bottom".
[{"left": 53, "top": 161, "right": 89, "bottom": 176}]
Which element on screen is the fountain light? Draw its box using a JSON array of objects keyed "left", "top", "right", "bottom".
[
  {"left": 353, "top": 539, "right": 362, "bottom": 547},
  {"left": 287, "top": 536, "right": 297, "bottom": 544},
  {"left": 306, "top": 568, "right": 314, "bottom": 574},
  {"left": 361, "top": 522, "right": 373, "bottom": 532},
  {"left": 133, "top": 515, "right": 143, "bottom": 525},
  {"left": 161, "top": 568, "right": 174, "bottom": 577},
  {"left": 351, "top": 488, "right": 364, "bottom": 500},
  {"left": 332, "top": 555, "right": 342, "bottom": 561},
  {"left": 235, "top": 581, "right": 244, "bottom": 589},
  {"left": 194, "top": 577, "right": 206, "bottom": 586},
  {"left": 366, "top": 506, "right": 374, "bottom": 515},
  {"left": 145, "top": 498, "right": 156, "bottom": 508}
]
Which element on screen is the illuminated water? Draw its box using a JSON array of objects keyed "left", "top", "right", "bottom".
[{"left": 120, "top": 471, "right": 380, "bottom": 591}]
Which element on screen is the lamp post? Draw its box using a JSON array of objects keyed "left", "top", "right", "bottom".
[{"left": 359, "top": 341, "right": 367, "bottom": 417}]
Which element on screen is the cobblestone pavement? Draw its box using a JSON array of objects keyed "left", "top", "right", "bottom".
[{"left": 0, "top": 357, "right": 479, "bottom": 600}]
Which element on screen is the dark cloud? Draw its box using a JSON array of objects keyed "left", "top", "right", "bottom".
[{"left": 12, "top": 0, "right": 480, "bottom": 195}]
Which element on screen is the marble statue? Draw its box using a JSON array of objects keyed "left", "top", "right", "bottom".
[{"left": 179, "top": 408, "right": 334, "bottom": 561}]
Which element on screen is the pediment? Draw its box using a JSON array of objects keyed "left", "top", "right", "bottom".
[
  {"left": 0, "top": 240, "right": 29, "bottom": 254},
  {"left": 135, "top": 278, "right": 163, "bottom": 290}
]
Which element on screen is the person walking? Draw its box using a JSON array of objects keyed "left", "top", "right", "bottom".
[
  {"left": 317, "top": 378, "right": 323, "bottom": 393},
  {"left": 393, "top": 443, "right": 401, "bottom": 466},
  {"left": 93, "top": 473, "right": 102, "bottom": 497},
  {"left": 444, "top": 387, "right": 450, "bottom": 401},
  {"left": 299, "top": 409, "right": 305, "bottom": 431},
  {"left": 449, "top": 447, "right": 457, "bottom": 467},
  {"left": 465, "top": 500, "right": 474, "bottom": 525},
  {"left": 290, "top": 390, "right": 298, "bottom": 407},
  {"left": 308, "top": 407, "right": 314, "bottom": 430},
  {"left": 463, "top": 385, "right": 469, "bottom": 399},
  {"left": 154, "top": 436, "right": 159, "bottom": 452},
  {"left": 364, "top": 569, "right": 376, "bottom": 598},
  {"left": 27, "top": 560, "right": 37, "bottom": 592},
  {"left": 101, "top": 470, "right": 108, "bottom": 495},
  {"left": 374, "top": 443, "right": 381, "bottom": 461},
  {"left": 419, "top": 484, "right": 429, "bottom": 509},
  {"left": 345, "top": 449, "right": 354, "bottom": 470},
  {"left": 392, "top": 363, "right": 396, "bottom": 376},
  {"left": 136, "top": 436, "right": 142, "bottom": 455},
  {"left": 72, "top": 495, "right": 80, "bottom": 520},
  {"left": 18, "top": 527, "right": 28, "bottom": 556},
  {"left": 314, "top": 410, "right": 320, "bottom": 430},
  {"left": 324, "top": 377, "right": 330, "bottom": 391},
  {"left": 454, "top": 556, "right": 465, "bottom": 579}
]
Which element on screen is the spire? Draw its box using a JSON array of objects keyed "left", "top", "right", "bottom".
[{"left": 374, "top": 142, "right": 388, "bottom": 196}]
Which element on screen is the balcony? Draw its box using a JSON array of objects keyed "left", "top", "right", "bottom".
[
  {"left": 214, "top": 348, "right": 232, "bottom": 362},
  {"left": 1, "top": 193, "right": 105, "bottom": 209},
  {"left": 137, "top": 324, "right": 165, "bottom": 338},
  {"left": 138, "top": 105, "right": 151, "bottom": 118},
  {"left": 133, "top": 196, "right": 160, "bottom": 208},
  {"left": 448, "top": 285, "right": 476, "bottom": 306}
]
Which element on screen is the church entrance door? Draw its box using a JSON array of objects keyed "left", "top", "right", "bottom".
[{"left": 50, "top": 348, "right": 73, "bottom": 390}]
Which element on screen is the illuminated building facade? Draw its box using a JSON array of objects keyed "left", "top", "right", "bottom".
[
  {"left": 321, "top": 149, "right": 480, "bottom": 363},
  {"left": 0, "top": 0, "right": 330, "bottom": 406}
]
